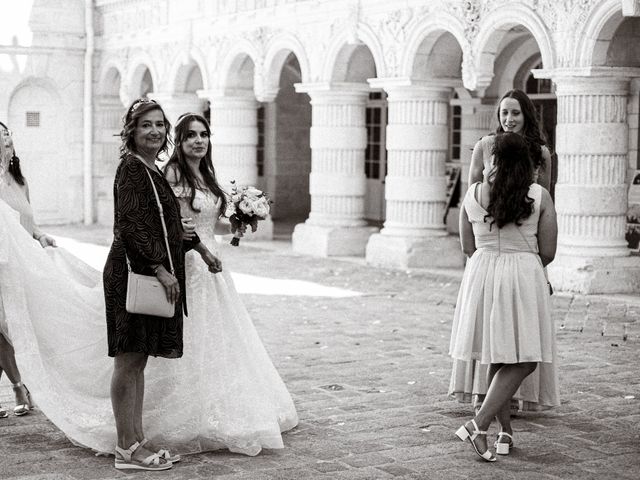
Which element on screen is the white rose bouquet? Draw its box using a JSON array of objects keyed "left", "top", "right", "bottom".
[{"left": 225, "top": 180, "right": 271, "bottom": 246}]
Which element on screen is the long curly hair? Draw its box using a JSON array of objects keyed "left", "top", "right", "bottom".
[
  {"left": 119, "top": 98, "right": 172, "bottom": 157},
  {"left": 495, "top": 89, "right": 547, "bottom": 170},
  {"left": 485, "top": 132, "right": 535, "bottom": 228},
  {"left": 164, "top": 113, "right": 227, "bottom": 218},
  {"left": 0, "top": 121, "right": 25, "bottom": 186}
]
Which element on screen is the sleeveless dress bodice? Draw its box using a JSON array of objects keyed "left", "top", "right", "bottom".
[{"left": 465, "top": 182, "right": 541, "bottom": 255}]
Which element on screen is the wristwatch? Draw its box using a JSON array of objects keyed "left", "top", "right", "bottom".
[{"left": 151, "top": 264, "right": 161, "bottom": 275}]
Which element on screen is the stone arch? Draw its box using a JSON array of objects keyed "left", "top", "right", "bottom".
[
  {"left": 218, "top": 41, "right": 260, "bottom": 96},
  {"left": 576, "top": 0, "right": 624, "bottom": 67},
  {"left": 264, "top": 32, "right": 311, "bottom": 94},
  {"left": 401, "top": 13, "right": 467, "bottom": 79},
  {"left": 409, "top": 29, "right": 464, "bottom": 81},
  {"left": 474, "top": 5, "right": 554, "bottom": 92},
  {"left": 124, "top": 51, "right": 158, "bottom": 103},
  {"left": 167, "top": 48, "right": 209, "bottom": 93},
  {"left": 323, "top": 30, "right": 383, "bottom": 83},
  {"left": 578, "top": 1, "right": 640, "bottom": 68},
  {"left": 97, "top": 61, "right": 124, "bottom": 98},
  {"left": 489, "top": 35, "right": 544, "bottom": 97}
]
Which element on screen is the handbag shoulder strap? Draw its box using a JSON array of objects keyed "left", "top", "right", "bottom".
[{"left": 144, "top": 167, "right": 175, "bottom": 276}]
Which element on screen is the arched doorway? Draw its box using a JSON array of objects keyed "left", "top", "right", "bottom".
[{"left": 271, "top": 53, "right": 312, "bottom": 227}]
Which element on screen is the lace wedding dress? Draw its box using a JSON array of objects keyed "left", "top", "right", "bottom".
[{"left": 0, "top": 193, "right": 298, "bottom": 456}]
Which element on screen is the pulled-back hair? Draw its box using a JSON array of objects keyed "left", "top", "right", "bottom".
[
  {"left": 485, "top": 132, "right": 535, "bottom": 228},
  {"left": 0, "top": 121, "right": 25, "bottom": 186},
  {"left": 164, "top": 113, "right": 227, "bottom": 218},
  {"left": 495, "top": 89, "right": 546, "bottom": 170},
  {"left": 119, "top": 98, "right": 172, "bottom": 157}
]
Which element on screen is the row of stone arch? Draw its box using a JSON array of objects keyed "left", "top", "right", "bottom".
[{"left": 96, "top": 0, "right": 629, "bottom": 104}]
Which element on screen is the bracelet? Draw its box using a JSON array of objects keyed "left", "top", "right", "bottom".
[{"left": 152, "top": 265, "right": 161, "bottom": 275}]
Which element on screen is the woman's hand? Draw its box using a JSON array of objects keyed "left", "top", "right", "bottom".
[
  {"left": 201, "top": 250, "right": 222, "bottom": 274},
  {"left": 155, "top": 265, "right": 180, "bottom": 304},
  {"left": 181, "top": 217, "right": 196, "bottom": 241},
  {"left": 37, "top": 234, "right": 57, "bottom": 248}
]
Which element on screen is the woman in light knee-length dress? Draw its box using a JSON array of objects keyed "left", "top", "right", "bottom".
[
  {"left": 450, "top": 132, "right": 559, "bottom": 462},
  {"left": 449, "top": 89, "right": 557, "bottom": 412}
]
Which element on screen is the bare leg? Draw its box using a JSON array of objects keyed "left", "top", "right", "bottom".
[
  {"left": 0, "top": 334, "right": 28, "bottom": 405},
  {"left": 133, "top": 356, "right": 148, "bottom": 442},
  {"left": 465, "top": 362, "right": 537, "bottom": 453},
  {"left": 110, "top": 352, "right": 157, "bottom": 460},
  {"left": 487, "top": 364, "right": 512, "bottom": 436}
]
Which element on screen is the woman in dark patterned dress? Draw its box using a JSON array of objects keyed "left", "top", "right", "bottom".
[{"left": 103, "top": 99, "right": 221, "bottom": 471}]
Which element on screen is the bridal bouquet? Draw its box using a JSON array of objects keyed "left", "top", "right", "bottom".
[{"left": 225, "top": 180, "right": 271, "bottom": 246}]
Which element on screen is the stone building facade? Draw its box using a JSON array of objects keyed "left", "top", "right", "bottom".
[{"left": 1, "top": 0, "right": 639, "bottom": 294}]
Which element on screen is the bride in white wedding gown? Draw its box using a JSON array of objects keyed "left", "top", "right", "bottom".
[{"left": 0, "top": 115, "right": 298, "bottom": 457}]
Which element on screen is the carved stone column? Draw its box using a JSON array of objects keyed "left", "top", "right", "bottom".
[
  {"left": 365, "top": 83, "right": 463, "bottom": 269},
  {"left": 548, "top": 70, "right": 640, "bottom": 293},
  {"left": 197, "top": 91, "right": 272, "bottom": 240},
  {"left": 148, "top": 92, "right": 204, "bottom": 125},
  {"left": 292, "top": 83, "right": 378, "bottom": 256}
]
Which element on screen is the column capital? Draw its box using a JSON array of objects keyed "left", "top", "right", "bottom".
[
  {"left": 368, "top": 77, "right": 461, "bottom": 93},
  {"left": 197, "top": 88, "right": 256, "bottom": 102},
  {"left": 533, "top": 67, "right": 640, "bottom": 94},
  {"left": 294, "top": 82, "right": 370, "bottom": 96}
]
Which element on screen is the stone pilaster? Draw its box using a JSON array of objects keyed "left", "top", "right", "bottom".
[
  {"left": 197, "top": 92, "right": 272, "bottom": 240},
  {"left": 365, "top": 83, "right": 463, "bottom": 269},
  {"left": 147, "top": 92, "right": 204, "bottom": 125},
  {"left": 291, "top": 83, "right": 378, "bottom": 256},
  {"left": 549, "top": 71, "right": 640, "bottom": 293}
]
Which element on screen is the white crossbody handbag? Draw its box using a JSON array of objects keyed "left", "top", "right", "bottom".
[{"left": 125, "top": 166, "right": 176, "bottom": 318}]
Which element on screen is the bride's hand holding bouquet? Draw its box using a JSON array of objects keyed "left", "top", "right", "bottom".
[{"left": 225, "top": 180, "right": 271, "bottom": 246}]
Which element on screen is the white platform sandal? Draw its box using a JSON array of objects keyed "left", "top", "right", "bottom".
[
  {"left": 494, "top": 431, "right": 514, "bottom": 455},
  {"left": 114, "top": 441, "right": 172, "bottom": 471},
  {"left": 140, "top": 437, "right": 181, "bottom": 463},
  {"left": 455, "top": 419, "right": 497, "bottom": 462}
]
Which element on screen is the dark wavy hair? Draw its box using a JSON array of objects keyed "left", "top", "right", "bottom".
[
  {"left": 164, "top": 113, "right": 227, "bottom": 218},
  {"left": 119, "top": 98, "right": 172, "bottom": 157},
  {"left": 495, "top": 89, "right": 547, "bottom": 170},
  {"left": 485, "top": 132, "right": 535, "bottom": 228},
  {"left": 0, "top": 121, "right": 25, "bottom": 186}
]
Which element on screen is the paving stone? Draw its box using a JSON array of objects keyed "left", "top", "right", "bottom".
[{"left": 0, "top": 224, "right": 638, "bottom": 479}]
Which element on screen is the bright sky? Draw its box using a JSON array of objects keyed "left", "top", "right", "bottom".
[{"left": 0, "top": 0, "right": 34, "bottom": 45}]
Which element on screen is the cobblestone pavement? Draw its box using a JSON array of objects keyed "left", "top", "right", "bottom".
[{"left": 1, "top": 225, "right": 639, "bottom": 480}]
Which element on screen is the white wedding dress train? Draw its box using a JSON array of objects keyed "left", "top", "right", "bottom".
[{"left": 0, "top": 196, "right": 298, "bottom": 456}]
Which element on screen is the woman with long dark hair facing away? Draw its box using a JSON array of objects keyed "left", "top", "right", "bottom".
[
  {"left": 450, "top": 132, "right": 558, "bottom": 461},
  {"left": 449, "top": 89, "right": 558, "bottom": 415}
]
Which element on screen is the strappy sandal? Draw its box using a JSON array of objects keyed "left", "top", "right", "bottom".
[
  {"left": 140, "top": 437, "right": 181, "bottom": 463},
  {"left": 494, "top": 431, "right": 514, "bottom": 455},
  {"left": 13, "top": 382, "right": 32, "bottom": 416},
  {"left": 455, "top": 419, "right": 497, "bottom": 462},
  {"left": 0, "top": 404, "right": 8, "bottom": 419},
  {"left": 114, "top": 441, "right": 172, "bottom": 471}
]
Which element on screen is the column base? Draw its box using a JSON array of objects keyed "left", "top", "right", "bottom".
[
  {"left": 365, "top": 233, "right": 465, "bottom": 269},
  {"left": 292, "top": 223, "right": 378, "bottom": 257},
  {"left": 548, "top": 254, "right": 640, "bottom": 294}
]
